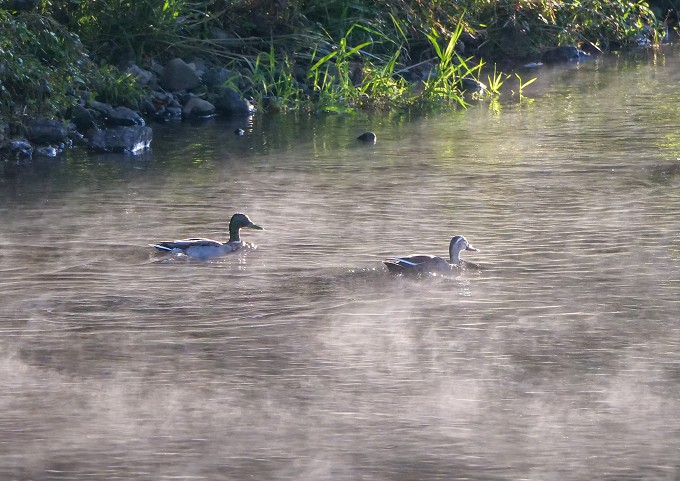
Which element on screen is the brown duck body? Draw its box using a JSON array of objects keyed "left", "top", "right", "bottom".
[
  {"left": 383, "top": 254, "right": 452, "bottom": 274},
  {"left": 383, "top": 235, "right": 478, "bottom": 275}
]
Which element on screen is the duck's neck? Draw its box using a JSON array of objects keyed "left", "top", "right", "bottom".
[
  {"left": 228, "top": 226, "right": 241, "bottom": 243},
  {"left": 449, "top": 248, "right": 463, "bottom": 265}
]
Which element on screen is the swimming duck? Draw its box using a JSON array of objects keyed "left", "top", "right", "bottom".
[
  {"left": 151, "top": 213, "right": 263, "bottom": 259},
  {"left": 383, "top": 235, "right": 478, "bottom": 274}
]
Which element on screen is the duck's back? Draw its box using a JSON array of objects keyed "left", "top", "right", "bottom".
[
  {"left": 158, "top": 238, "right": 224, "bottom": 250},
  {"left": 383, "top": 255, "right": 450, "bottom": 274}
]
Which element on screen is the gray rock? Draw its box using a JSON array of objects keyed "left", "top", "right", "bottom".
[
  {"left": 71, "top": 106, "right": 99, "bottom": 133},
  {"left": 213, "top": 87, "right": 255, "bottom": 116},
  {"left": 89, "top": 100, "right": 115, "bottom": 118},
  {"left": 86, "top": 102, "right": 144, "bottom": 127},
  {"left": 1, "top": 139, "right": 33, "bottom": 162},
  {"left": 88, "top": 126, "right": 152, "bottom": 154},
  {"left": 142, "top": 91, "right": 183, "bottom": 121},
  {"left": 182, "top": 97, "right": 216, "bottom": 118},
  {"left": 459, "top": 77, "right": 486, "bottom": 93},
  {"left": 34, "top": 146, "right": 59, "bottom": 158},
  {"left": 188, "top": 57, "right": 207, "bottom": 77},
  {"left": 108, "top": 106, "right": 145, "bottom": 126},
  {"left": 160, "top": 58, "right": 202, "bottom": 92},
  {"left": 202, "top": 67, "right": 232, "bottom": 87},
  {"left": 127, "top": 64, "right": 155, "bottom": 86},
  {"left": 25, "top": 119, "right": 68, "bottom": 144},
  {"left": 357, "top": 131, "right": 376, "bottom": 143}
]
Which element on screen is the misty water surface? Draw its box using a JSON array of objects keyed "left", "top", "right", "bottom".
[{"left": 0, "top": 48, "right": 679, "bottom": 480}]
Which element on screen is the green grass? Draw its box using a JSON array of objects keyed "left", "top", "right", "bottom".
[{"left": 0, "top": 0, "right": 667, "bottom": 126}]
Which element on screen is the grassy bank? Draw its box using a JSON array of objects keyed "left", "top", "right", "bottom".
[{"left": 0, "top": 0, "right": 673, "bottom": 130}]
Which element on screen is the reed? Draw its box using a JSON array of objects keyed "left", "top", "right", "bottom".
[{"left": 0, "top": 0, "right": 666, "bottom": 123}]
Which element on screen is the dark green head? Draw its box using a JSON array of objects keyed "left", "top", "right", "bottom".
[{"left": 228, "top": 213, "right": 264, "bottom": 242}]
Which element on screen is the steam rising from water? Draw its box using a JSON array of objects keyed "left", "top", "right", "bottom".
[{"left": 1, "top": 51, "right": 680, "bottom": 480}]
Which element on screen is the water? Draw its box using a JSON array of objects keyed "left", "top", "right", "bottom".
[{"left": 1, "top": 49, "right": 680, "bottom": 480}]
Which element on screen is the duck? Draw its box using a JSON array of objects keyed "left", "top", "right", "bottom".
[
  {"left": 383, "top": 235, "right": 478, "bottom": 274},
  {"left": 150, "top": 213, "right": 264, "bottom": 259}
]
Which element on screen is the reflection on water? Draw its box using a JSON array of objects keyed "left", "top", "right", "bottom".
[{"left": 1, "top": 49, "right": 680, "bottom": 480}]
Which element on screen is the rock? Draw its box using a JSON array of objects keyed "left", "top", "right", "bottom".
[
  {"left": 357, "top": 131, "right": 376, "bottom": 143},
  {"left": 541, "top": 46, "right": 590, "bottom": 63},
  {"left": 70, "top": 106, "right": 99, "bottom": 133},
  {"left": 127, "top": 64, "right": 155, "bottom": 86},
  {"left": 34, "top": 146, "right": 59, "bottom": 158},
  {"left": 88, "top": 126, "right": 152, "bottom": 154},
  {"left": 160, "top": 58, "right": 202, "bottom": 92},
  {"left": 150, "top": 60, "right": 165, "bottom": 77},
  {"left": 188, "top": 57, "right": 207, "bottom": 77},
  {"left": 182, "top": 97, "right": 216, "bottom": 118},
  {"left": 142, "top": 91, "right": 183, "bottom": 122},
  {"left": 459, "top": 77, "right": 486, "bottom": 93},
  {"left": 67, "top": 124, "right": 86, "bottom": 144},
  {"left": 86, "top": 102, "right": 144, "bottom": 127},
  {"left": 202, "top": 67, "right": 231, "bottom": 87},
  {"left": 25, "top": 119, "right": 68, "bottom": 144},
  {"left": 89, "top": 100, "right": 115, "bottom": 118},
  {"left": 108, "top": 106, "right": 145, "bottom": 126},
  {"left": 213, "top": 87, "right": 255, "bottom": 116},
  {"left": 0, "top": 139, "right": 33, "bottom": 162}
]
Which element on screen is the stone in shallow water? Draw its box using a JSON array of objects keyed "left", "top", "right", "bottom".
[
  {"left": 213, "top": 87, "right": 255, "bottom": 116},
  {"left": 357, "top": 131, "right": 376, "bottom": 143},
  {"left": 25, "top": 119, "right": 68, "bottom": 144},
  {"left": 182, "top": 97, "right": 216, "bottom": 118},
  {"left": 88, "top": 126, "right": 152, "bottom": 154}
]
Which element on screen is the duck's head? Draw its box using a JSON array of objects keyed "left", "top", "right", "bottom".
[
  {"left": 449, "top": 235, "right": 478, "bottom": 264},
  {"left": 228, "top": 213, "right": 264, "bottom": 242},
  {"left": 230, "top": 213, "right": 264, "bottom": 231}
]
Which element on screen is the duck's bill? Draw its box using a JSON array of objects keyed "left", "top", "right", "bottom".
[
  {"left": 466, "top": 245, "right": 478, "bottom": 252},
  {"left": 248, "top": 223, "right": 264, "bottom": 230}
]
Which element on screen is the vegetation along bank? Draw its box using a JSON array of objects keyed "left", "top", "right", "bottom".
[{"left": 0, "top": 0, "right": 677, "bottom": 165}]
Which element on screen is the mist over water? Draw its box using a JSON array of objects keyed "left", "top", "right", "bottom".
[{"left": 1, "top": 49, "right": 680, "bottom": 480}]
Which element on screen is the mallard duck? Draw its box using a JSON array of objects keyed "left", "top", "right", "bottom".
[
  {"left": 383, "top": 235, "right": 478, "bottom": 274},
  {"left": 151, "top": 213, "right": 263, "bottom": 259}
]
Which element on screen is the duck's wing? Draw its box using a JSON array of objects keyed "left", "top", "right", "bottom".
[
  {"left": 152, "top": 238, "right": 224, "bottom": 251},
  {"left": 383, "top": 255, "right": 444, "bottom": 273}
]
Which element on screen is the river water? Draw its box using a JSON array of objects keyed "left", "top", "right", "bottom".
[{"left": 1, "top": 48, "right": 679, "bottom": 480}]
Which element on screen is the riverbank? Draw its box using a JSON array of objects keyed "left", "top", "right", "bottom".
[{"left": 0, "top": 0, "right": 675, "bottom": 165}]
